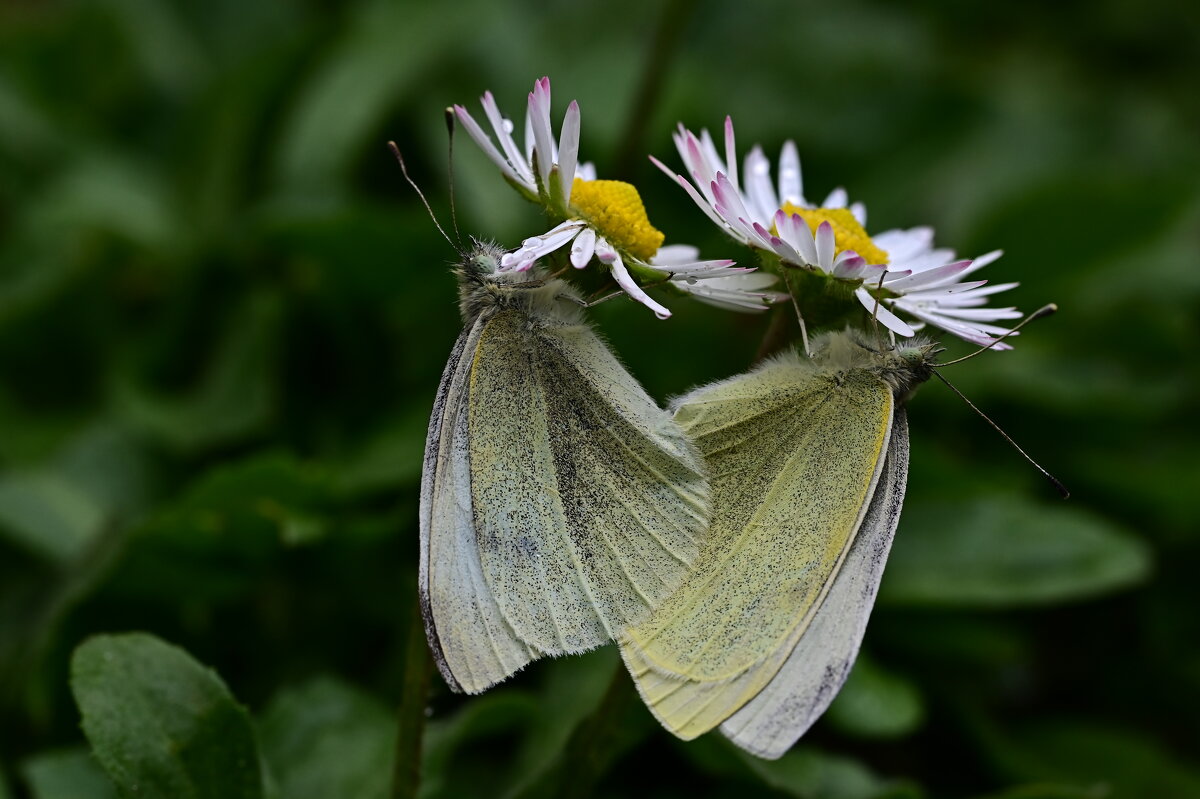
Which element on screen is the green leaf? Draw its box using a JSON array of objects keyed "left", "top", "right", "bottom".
[
  {"left": 20, "top": 747, "right": 118, "bottom": 799},
  {"left": 880, "top": 496, "right": 1151, "bottom": 607},
  {"left": 0, "top": 472, "right": 104, "bottom": 561},
  {"left": 0, "top": 423, "right": 153, "bottom": 562},
  {"left": 70, "top": 632, "right": 265, "bottom": 799},
  {"left": 825, "top": 656, "right": 925, "bottom": 739},
  {"left": 257, "top": 677, "right": 395, "bottom": 799}
]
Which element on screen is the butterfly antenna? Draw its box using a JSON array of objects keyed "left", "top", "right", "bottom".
[
  {"left": 783, "top": 270, "right": 811, "bottom": 357},
  {"left": 931, "top": 370, "right": 1069, "bottom": 498},
  {"left": 443, "top": 108, "right": 464, "bottom": 247},
  {"left": 387, "top": 141, "right": 456, "bottom": 251},
  {"left": 869, "top": 270, "right": 886, "bottom": 353},
  {"left": 935, "top": 304, "right": 1058, "bottom": 367}
]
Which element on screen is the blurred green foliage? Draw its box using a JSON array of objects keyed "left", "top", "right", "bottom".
[{"left": 1, "top": 0, "right": 1197, "bottom": 797}]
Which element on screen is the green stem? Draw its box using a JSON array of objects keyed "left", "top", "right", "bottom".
[
  {"left": 613, "top": 0, "right": 696, "bottom": 178},
  {"left": 753, "top": 305, "right": 794, "bottom": 365},
  {"left": 391, "top": 598, "right": 433, "bottom": 799},
  {"left": 550, "top": 661, "right": 637, "bottom": 799}
]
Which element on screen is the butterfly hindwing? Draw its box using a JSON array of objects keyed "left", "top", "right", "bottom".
[
  {"left": 620, "top": 352, "right": 894, "bottom": 738},
  {"left": 720, "top": 410, "right": 910, "bottom": 758},
  {"left": 468, "top": 309, "right": 709, "bottom": 657}
]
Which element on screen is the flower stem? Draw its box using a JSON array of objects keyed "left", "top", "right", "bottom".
[
  {"left": 391, "top": 598, "right": 433, "bottom": 799},
  {"left": 614, "top": 0, "right": 696, "bottom": 178},
  {"left": 541, "top": 661, "right": 638, "bottom": 799}
]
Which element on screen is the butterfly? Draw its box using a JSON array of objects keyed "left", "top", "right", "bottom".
[
  {"left": 619, "top": 330, "right": 934, "bottom": 757},
  {"left": 419, "top": 241, "right": 710, "bottom": 694}
]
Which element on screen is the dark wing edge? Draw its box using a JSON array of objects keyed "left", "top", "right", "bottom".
[
  {"left": 720, "top": 409, "right": 911, "bottom": 758},
  {"left": 418, "top": 324, "right": 476, "bottom": 693}
]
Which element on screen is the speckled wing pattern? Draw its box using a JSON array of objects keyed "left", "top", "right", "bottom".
[
  {"left": 620, "top": 354, "right": 893, "bottom": 739},
  {"left": 420, "top": 308, "right": 709, "bottom": 694},
  {"left": 420, "top": 317, "right": 538, "bottom": 694},
  {"left": 720, "top": 410, "right": 910, "bottom": 758}
]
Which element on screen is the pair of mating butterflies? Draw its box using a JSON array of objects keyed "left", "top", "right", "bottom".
[{"left": 420, "top": 243, "right": 936, "bottom": 759}]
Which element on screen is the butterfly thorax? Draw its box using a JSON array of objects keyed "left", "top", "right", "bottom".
[
  {"left": 812, "top": 330, "right": 937, "bottom": 402},
  {"left": 453, "top": 241, "right": 583, "bottom": 327}
]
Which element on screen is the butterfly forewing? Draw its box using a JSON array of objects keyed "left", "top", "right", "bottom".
[
  {"left": 421, "top": 318, "right": 539, "bottom": 693},
  {"left": 468, "top": 309, "right": 709, "bottom": 656},
  {"left": 620, "top": 354, "right": 894, "bottom": 738}
]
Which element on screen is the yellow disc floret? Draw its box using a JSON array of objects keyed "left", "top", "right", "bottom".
[
  {"left": 779, "top": 202, "right": 890, "bottom": 265},
  {"left": 569, "top": 178, "right": 665, "bottom": 261}
]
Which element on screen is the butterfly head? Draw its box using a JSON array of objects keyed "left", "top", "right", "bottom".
[{"left": 453, "top": 239, "right": 578, "bottom": 325}]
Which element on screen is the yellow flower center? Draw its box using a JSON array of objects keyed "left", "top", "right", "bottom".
[
  {"left": 569, "top": 178, "right": 664, "bottom": 261},
  {"left": 779, "top": 202, "right": 889, "bottom": 265}
]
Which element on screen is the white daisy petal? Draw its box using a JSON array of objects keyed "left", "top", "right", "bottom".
[
  {"left": 778, "top": 140, "right": 803, "bottom": 205},
  {"left": 557, "top": 100, "right": 581, "bottom": 205},
  {"left": 480, "top": 91, "right": 534, "bottom": 186},
  {"left": 849, "top": 201, "right": 867, "bottom": 226},
  {"left": 743, "top": 146, "right": 778, "bottom": 225},
  {"left": 856, "top": 287, "right": 916, "bottom": 337},
  {"left": 776, "top": 210, "right": 818, "bottom": 265},
  {"left": 607, "top": 249, "right": 672, "bottom": 319},
  {"left": 884, "top": 260, "right": 973, "bottom": 292},
  {"left": 454, "top": 105, "right": 520, "bottom": 184},
  {"left": 823, "top": 187, "right": 848, "bottom": 208},
  {"left": 527, "top": 78, "right": 557, "bottom": 193},
  {"left": 724, "top": 116, "right": 739, "bottom": 192},
  {"left": 570, "top": 226, "right": 596, "bottom": 268},
  {"left": 815, "top": 221, "right": 835, "bottom": 271},
  {"left": 698, "top": 128, "right": 726, "bottom": 182},
  {"left": 652, "top": 244, "right": 701, "bottom": 264}
]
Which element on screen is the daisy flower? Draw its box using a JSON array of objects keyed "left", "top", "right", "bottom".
[
  {"left": 652, "top": 117, "right": 1020, "bottom": 346},
  {"left": 453, "top": 79, "right": 780, "bottom": 318}
]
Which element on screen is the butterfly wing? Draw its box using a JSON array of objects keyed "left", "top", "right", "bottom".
[
  {"left": 419, "top": 318, "right": 539, "bottom": 694},
  {"left": 620, "top": 354, "right": 893, "bottom": 738},
  {"left": 468, "top": 309, "right": 709, "bottom": 659},
  {"left": 720, "top": 409, "right": 910, "bottom": 758}
]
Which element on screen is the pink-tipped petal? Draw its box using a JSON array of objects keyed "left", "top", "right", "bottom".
[
  {"left": 815, "top": 221, "right": 835, "bottom": 271},
  {"left": 609, "top": 252, "right": 672, "bottom": 319},
  {"left": 527, "top": 80, "right": 555, "bottom": 192}
]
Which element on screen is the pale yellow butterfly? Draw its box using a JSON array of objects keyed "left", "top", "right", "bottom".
[
  {"left": 419, "top": 242, "right": 710, "bottom": 694},
  {"left": 619, "top": 330, "right": 933, "bottom": 756}
]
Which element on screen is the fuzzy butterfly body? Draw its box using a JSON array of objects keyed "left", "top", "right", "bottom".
[
  {"left": 419, "top": 243, "right": 710, "bottom": 694},
  {"left": 620, "top": 331, "right": 936, "bottom": 757}
]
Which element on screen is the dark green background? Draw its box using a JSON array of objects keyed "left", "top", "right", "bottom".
[{"left": 1, "top": 1, "right": 1197, "bottom": 797}]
